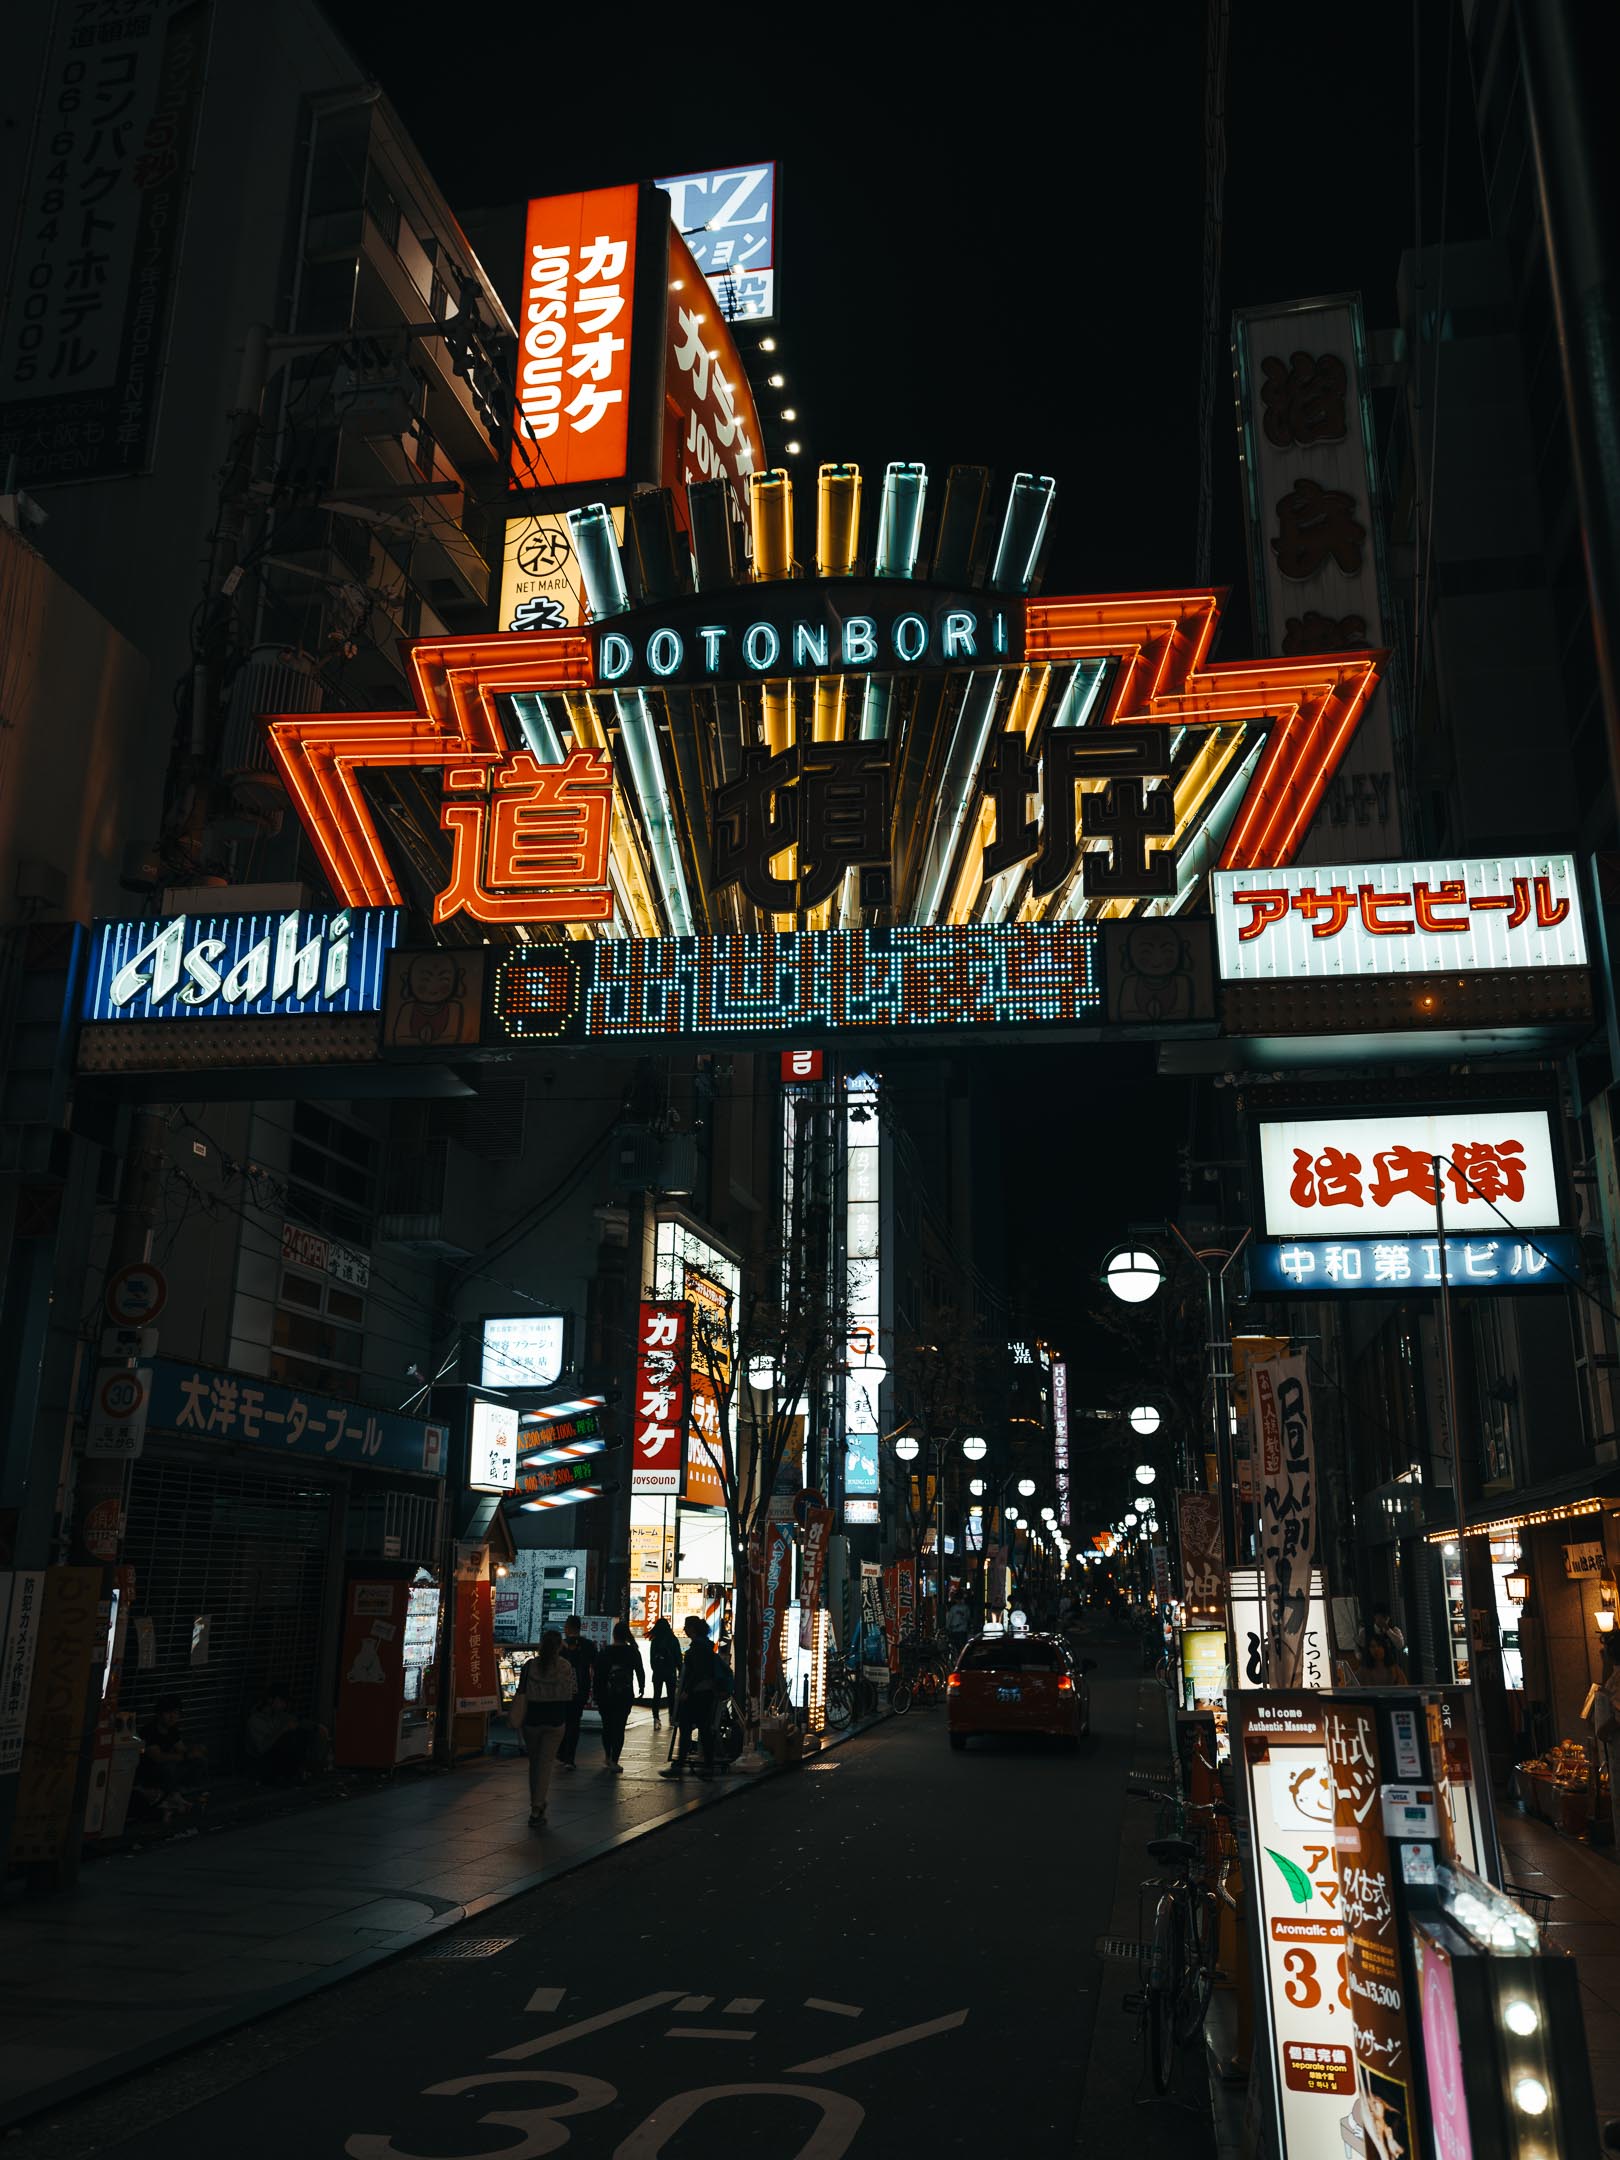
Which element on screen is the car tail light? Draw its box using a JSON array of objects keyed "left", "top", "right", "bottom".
[
  {"left": 1056, "top": 1675, "right": 1073, "bottom": 1692},
  {"left": 946, "top": 1672, "right": 961, "bottom": 1689}
]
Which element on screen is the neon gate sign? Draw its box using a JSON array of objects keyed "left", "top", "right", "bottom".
[{"left": 590, "top": 583, "right": 1020, "bottom": 690}]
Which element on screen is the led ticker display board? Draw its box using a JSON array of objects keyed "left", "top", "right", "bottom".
[
  {"left": 1258, "top": 1108, "right": 1560, "bottom": 1239},
  {"left": 1251, "top": 1231, "right": 1577, "bottom": 1296},
  {"left": 1214, "top": 854, "right": 1585, "bottom": 981},
  {"left": 85, "top": 909, "right": 399, "bottom": 1023},
  {"left": 489, "top": 924, "right": 1103, "bottom": 1044},
  {"left": 592, "top": 585, "right": 1020, "bottom": 690}
]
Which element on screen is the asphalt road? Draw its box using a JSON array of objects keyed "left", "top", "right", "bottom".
[{"left": 15, "top": 1647, "right": 1194, "bottom": 2158}]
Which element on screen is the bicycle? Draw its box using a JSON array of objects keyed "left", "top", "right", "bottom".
[
  {"left": 824, "top": 1651, "right": 881, "bottom": 1731},
  {"left": 895, "top": 1632, "right": 950, "bottom": 1707},
  {"left": 1125, "top": 1786, "right": 1229, "bottom": 2094}
]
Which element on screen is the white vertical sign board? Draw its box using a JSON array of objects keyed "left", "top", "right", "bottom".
[
  {"left": 1230, "top": 1568, "right": 1330, "bottom": 1691},
  {"left": 1233, "top": 294, "right": 1399, "bottom": 858},
  {"left": 1236, "top": 1693, "right": 1354, "bottom": 2160}
]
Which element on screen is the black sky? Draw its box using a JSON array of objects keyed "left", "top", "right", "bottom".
[{"left": 325, "top": 0, "right": 1481, "bottom": 1366}]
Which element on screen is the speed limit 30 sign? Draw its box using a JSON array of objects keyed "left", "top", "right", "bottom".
[{"left": 85, "top": 1363, "right": 152, "bottom": 1459}]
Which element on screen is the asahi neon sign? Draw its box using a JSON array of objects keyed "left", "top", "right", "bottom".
[{"left": 85, "top": 910, "right": 400, "bottom": 1023}]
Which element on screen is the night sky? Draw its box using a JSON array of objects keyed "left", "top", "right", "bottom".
[{"left": 326, "top": 1, "right": 1480, "bottom": 1380}]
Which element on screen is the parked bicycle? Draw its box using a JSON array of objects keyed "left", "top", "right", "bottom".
[
  {"left": 824, "top": 1649, "right": 882, "bottom": 1731},
  {"left": 1125, "top": 1785, "right": 1230, "bottom": 2093},
  {"left": 894, "top": 1629, "right": 950, "bottom": 1707}
]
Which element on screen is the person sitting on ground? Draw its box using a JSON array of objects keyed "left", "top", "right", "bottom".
[
  {"left": 138, "top": 1694, "right": 208, "bottom": 1813},
  {"left": 245, "top": 1682, "right": 328, "bottom": 1784}
]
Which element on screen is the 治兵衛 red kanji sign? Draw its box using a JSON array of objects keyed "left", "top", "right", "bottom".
[
  {"left": 1259, "top": 1109, "right": 1560, "bottom": 1240},
  {"left": 631, "top": 1302, "right": 690, "bottom": 1496}
]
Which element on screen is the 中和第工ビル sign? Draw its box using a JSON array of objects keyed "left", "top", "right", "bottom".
[{"left": 1252, "top": 1230, "right": 1576, "bottom": 1295}]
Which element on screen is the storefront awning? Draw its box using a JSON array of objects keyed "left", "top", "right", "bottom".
[{"left": 1422, "top": 1466, "right": 1620, "bottom": 1543}]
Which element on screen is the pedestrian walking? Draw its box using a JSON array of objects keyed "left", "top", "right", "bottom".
[
  {"left": 512, "top": 1631, "right": 575, "bottom": 1826},
  {"left": 595, "top": 1620, "right": 645, "bottom": 1771},
  {"left": 659, "top": 1615, "right": 719, "bottom": 1779},
  {"left": 1592, "top": 1635, "right": 1620, "bottom": 1851},
  {"left": 648, "top": 1616, "right": 681, "bottom": 1731},
  {"left": 556, "top": 1614, "right": 597, "bottom": 1768}
]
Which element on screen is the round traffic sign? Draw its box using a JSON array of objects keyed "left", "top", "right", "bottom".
[
  {"left": 98, "top": 1367, "right": 147, "bottom": 1419},
  {"left": 104, "top": 1261, "right": 167, "bottom": 1328}
]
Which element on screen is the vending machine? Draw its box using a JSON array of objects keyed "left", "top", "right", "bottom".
[{"left": 334, "top": 1567, "right": 442, "bottom": 1769}]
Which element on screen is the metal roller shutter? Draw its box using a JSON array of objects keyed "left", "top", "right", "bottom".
[{"left": 122, "top": 1458, "right": 337, "bottom": 1770}]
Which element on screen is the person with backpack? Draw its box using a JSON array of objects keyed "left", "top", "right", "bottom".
[
  {"left": 594, "top": 1620, "right": 645, "bottom": 1771},
  {"left": 648, "top": 1616, "right": 681, "bottom": 1731},
  {"left": 659, "top": 1614, "right": 719, "bottom": 1779},
  {"left": 511, "top": 1631, "right": 576, "bottom": 1826}
]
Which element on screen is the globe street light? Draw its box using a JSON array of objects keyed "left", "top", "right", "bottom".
[
  {"left": 1129, "top": 1404, "right": 1161, "bottom": 1435},
  {"left": 1017, "top": 1477, "right": 1037, "bottom": 1497},
  {"left": 961, "top": 1435, "right": 989, "bottom": 1461},
  {"left": 1124, "top": 1510, "right": 1138, "bottom": 1527},
  {"left": 1102, "top": 1247, "right": 1164, "bottom": 1305},
  {"left": 1135, "top": 1463, "right": 1156, "bottom": 1486},
  {"left": 894, "top": 1435, "right": 920, "bottom": 1461},
  {"left": 969, "top": 1477, "right": 987, "bottom": 1497}
]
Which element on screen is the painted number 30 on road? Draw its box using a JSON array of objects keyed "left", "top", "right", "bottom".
[{"left": 344, "top": 1986, "right": 968, "bottom": 2158}]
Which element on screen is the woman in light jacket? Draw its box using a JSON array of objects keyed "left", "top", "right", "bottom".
[{"left": 514, "top": 1631, "right": 576, "bottom": 1825}]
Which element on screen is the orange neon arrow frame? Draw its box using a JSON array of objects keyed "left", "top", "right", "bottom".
[{"left": 264, "top": 597, "right": 1382, "bottom": 910}]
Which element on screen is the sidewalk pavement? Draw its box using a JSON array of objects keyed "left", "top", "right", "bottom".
[
  {"left": 0, "top": 1705, "right": 808, "bottom": 2128},
  {"left": 1499, "top": 1807, "right": 1620, "bottom": 2131}
]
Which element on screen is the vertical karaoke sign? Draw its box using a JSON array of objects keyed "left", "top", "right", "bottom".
[{"left": 631, "top": 1302, "right": 690, "bottom": 1495}]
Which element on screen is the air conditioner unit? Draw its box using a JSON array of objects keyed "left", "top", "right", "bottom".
[{"left": 222, "top": 645, "right": 321, "bottom": 784}]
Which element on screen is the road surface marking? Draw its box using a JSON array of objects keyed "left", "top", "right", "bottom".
[
  {"left": 522, "top": 1986, "right": 566, "bottom": 2013},
  {"left": 493, "top": 1989, "right": 685, "bottom": 2059},
  {"left": 788, "top": 2007, "right": 968, "bottom": 2072},
  {"left": 724, "top": 1997, "right": 764, "bottom": 2014},
  {"left": 803, "top": 1998, "right": 862, "bottom": 2017},
  {"left": 675, "top": 1995, "right": 713, "bottom": 2011},
  {"left": 666, "top": 2027, "right": 757, "bottom": 2040}
]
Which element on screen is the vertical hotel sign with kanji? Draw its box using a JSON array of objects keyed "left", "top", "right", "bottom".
[
  {"left": 632, "top": 1301, "right": 689, "bottom": 1495},
  {"left": 511, "top": 185, "right": 638, "bottom": 490},
  {"left": 0, "top": 2, "right": 211, "bottom": 485},
  {"left": 1233, "top": 295, "right": 1399, "bottom": 857}
]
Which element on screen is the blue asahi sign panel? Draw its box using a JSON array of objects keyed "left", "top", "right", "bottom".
[{"left": 85, "top": 909, "right": 400, "bottom": 1023}]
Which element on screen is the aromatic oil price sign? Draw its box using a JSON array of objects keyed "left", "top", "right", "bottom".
[{"left": 1236, "top": 1692, "right": 1355, "bottom": 2160}]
